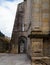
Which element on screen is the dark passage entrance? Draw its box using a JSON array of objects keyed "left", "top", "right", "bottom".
[{"left": 18, "top": 36, "right": 27, "bottom": 54}]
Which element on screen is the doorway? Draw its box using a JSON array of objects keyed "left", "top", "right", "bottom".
[{"left": 18, "top": 36, "right": 27, "bottom": 54}]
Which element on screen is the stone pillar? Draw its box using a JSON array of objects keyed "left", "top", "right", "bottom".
[{"left": 28, "top": 33, "right": 50, "bottom": 65}]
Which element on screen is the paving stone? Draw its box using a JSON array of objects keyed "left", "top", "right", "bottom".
[{"left": 0, "top": 53, "right": 31, "bottom": 65}]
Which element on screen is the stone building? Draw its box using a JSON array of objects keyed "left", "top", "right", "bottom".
[
  {"left": 10, "top": 0, "right": 50, "bottom": 65},
  {"left": 10, "top": 1, "right": 28, "bottom": 53},
  {"left": 0, "top": 32, "right": 10, "bottom": 53}
]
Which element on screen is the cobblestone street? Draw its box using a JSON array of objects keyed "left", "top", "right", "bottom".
[{"left": 0, "top": 53, "right": 31, "bottom": 65}]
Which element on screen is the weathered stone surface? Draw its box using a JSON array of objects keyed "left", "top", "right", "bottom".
[
  {"left": 10, "top": 0, "right": 50, "bottom": 65},
  {"left": 0, "top": 53, "right": 31, "bottom": 65}
]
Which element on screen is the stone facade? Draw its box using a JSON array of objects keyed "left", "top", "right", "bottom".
[
  {"left": 10, "top": 1, "right": 28, "bottom": 53},
  {"left": 10, "top": 0, "right": 50, "bottom": 65}
]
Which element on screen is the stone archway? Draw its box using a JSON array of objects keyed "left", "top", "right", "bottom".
[{"left": 18, "top": 36, "right": 27, "bottom": 54}]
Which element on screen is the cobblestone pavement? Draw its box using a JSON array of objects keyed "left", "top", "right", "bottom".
[{"left": 0, "top": 53, "right": 31, "bottom": 65}]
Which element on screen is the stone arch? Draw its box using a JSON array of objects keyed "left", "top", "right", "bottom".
[{"left": 18, "top": 36, "right": 27, "bottom": 53}]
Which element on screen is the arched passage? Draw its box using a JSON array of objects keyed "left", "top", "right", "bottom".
[{"left": 18, "top": 36, "right": 27, "bottom": 53}]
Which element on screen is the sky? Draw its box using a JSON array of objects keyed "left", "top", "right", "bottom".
[{"left": 0, "top": 0, "right": 23, "bottom": 37}]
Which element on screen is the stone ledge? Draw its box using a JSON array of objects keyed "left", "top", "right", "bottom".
[{"left": 31, "top": 57, "right": 50, "bottom": 60}]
